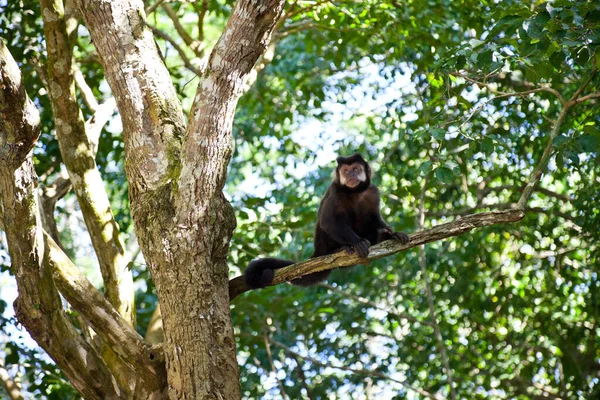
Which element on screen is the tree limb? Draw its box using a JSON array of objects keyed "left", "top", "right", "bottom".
[
  {"left": 162, "top": 3, "right": 205, "bottom": 57},
  {"left": 0, "top": 363, "right": 23, "bottom": 400},
  {"left": 45, "top": 231, "right": 166, "bottom": 392},
  {"left": 39, "top": 0, "right": 135, "bottom": 325},
  {"left": 37, "top": 172, "right": 72, "bottom": 248},
  {"left": 451, "top": 72, "right": 566, "bottom": 105},
  {"left": 149, "top": 24, "right": 205, "bottom": 76},
  {"left": 0, "top": 39, "right": 125, "bottom": 400},
  {"left": 229, "top": 209, "right": 525, "bottom": 300},
  {"left": 263, "top": 331, "right": 290, "bottom": 400}
]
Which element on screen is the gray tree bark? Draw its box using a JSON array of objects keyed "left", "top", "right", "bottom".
[{"left": 75, "top": 0, "right": 285, "bottom": 398}]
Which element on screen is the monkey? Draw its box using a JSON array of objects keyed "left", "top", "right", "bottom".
[{"left": 244, "top": 153, "right": 409, "bottom": 288}]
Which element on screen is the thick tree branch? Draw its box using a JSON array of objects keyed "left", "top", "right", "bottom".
[
  {"left": 76, "top": 0, "right": 186, "bottom": 195},
  {"left": 45, "top": 231, "right": 166, "bottom": 393},
  {"left": 39, "top": 0, "right": 135, "bottom": 325},
  {"left": 0, "top": 41, "right": 40, "bottom": 159},
  {"left": 0, "top": 39, "right": 124, "bottom": 400},
  {"left": 229, "top": 210, "right": 525, "bottom": 300}
]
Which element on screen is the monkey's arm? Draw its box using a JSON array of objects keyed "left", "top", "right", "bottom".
[
  {"left": 368, "top": 191, "right": 410, "bottom": 244},
  {"left": 320, "top": 213, "right": 361, "bottom": 244},
  {"left": 320, "top": 213, "right": 370, "bottom": 257}
]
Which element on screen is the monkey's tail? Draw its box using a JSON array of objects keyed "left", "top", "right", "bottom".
[
  {"left": 244, "top": 258, "right": 333, "bottom": 288},
  {"left": 244, "top": 258, "right": 294, "bottom": 289}
]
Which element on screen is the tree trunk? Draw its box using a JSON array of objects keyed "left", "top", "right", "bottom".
[{"left": 76, "top": 0, "right": 285, "bottom": 397}]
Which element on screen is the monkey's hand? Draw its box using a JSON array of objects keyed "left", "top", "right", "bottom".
[
  {"left": 379, "top": 227, "right": 410, "bottom": 244},
  {"left": 345, "top": 239, "right": 370, "bottom": 258}
]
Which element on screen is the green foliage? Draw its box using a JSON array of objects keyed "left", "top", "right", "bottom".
[
  {"left": 1, "top": 0, "right": 599, "bottom": 398},
  {"left": 229, "top": 1, "right": 600, "bottom": 399}
]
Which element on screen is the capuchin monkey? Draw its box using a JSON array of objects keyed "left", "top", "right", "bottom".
[{"left": 244, "top": 153, "right": 409, "bottom": 288}]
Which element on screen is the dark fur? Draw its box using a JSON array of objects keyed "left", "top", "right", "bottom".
[{"left": 244, "top": 153, "right": 409, "bottom": 288}]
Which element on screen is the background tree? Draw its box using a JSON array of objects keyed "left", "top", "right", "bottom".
[{"left": 1, "top": 0, "right": 599, "bottom": 399}]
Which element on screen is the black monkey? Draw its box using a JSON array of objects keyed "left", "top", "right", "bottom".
[{"left": 244, "top": 153, "right": 409, "bottom": 288}]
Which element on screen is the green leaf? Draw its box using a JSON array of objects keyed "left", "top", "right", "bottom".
[
  {"left": 489, "top": 15, "right": 523, "bottom": 38},
  {"left": 549, "top": 50, "right": 565, "bottom": 70},
  {"left": 434, "top": 167, "right": 455, "bottom": 183},
  {"left": 574, "top": 47, "right": 590, "bottom": 66},
  {"left": 477, "top": 49, "right": 493, "bottom": 70},
  {"left": 527, "top": 11, "right": 551, "bottom": 39},
  {"left": 481, "top": 137, "right": 495, "bottom": 154},
  {"left": 445, "top": 160, "right": 460, "bottom": 173},
  {"left": 552, "top": 135, "right": 569, "bottom": 147},
  {"left": 420, "top": 161, "right": 434, "bottom": 175},
  {"left": 431, "top": 128, "right": 446, "bottom": 140},
  {"left": 577, "top": 134, "right": 599, "bottom": 153}
]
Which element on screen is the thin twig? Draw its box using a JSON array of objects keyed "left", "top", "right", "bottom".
[
  {"left": 416, "top": 176, "right": 457, "bottom": 400},
  {"left": 568, "top": 69, "right": 597, "bottom": 102},
  {"left": 318, "top": 283, "right": 432, "bottom": 326},
  {"left": 572, "top": 91, "right": 600, "bottom": 105},
  {"left": 290, "top": 354, "right": 314, "bottom": 400},
  {"left": 148, "top": 25, "right": 204, "bottom": 76},
  {"left": 145, "top": 0, "right": 166, "bottom": 16},
  {"left": 270, "top": 338, "right": 442, "bottom": 400},
  {"left": 517, "top": 105, "right": 569, "bottom": 208},
  {"left": 451, "top": 72, "right": 566, "bottom": 105},
  {"left": 162, "top": 3, "right": 205, "bottom": 56},
  {"left": 263, "top": 330, "right": 290, "bottom": 400}
]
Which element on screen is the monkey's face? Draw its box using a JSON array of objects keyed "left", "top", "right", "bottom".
[{"left": 338, "top": 162, "right": 367, "bottom": 188}]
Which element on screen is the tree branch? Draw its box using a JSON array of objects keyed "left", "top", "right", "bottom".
[
  {"left": 0, "top": 363, "right": 23, "bottom": 400},
  {"left": 229, "top": 209, "right": 525, "bottom": 300},
  {"left": 76, "top": 0, "right": 187, "bottom": 196},
  {"left": 263, "top": 331, "right": 289, "bottom": 400},
  {"left": 318, "top": 283, "right": 432, "bottom": 326},
  {"left": 85, "top": 96, "right": 117, "bottom": 153},
  {"left": 149, "top": 25, "right": 205, "bottom": 76},
  {"left": 45, "top": 231, "right": 166, "bottom": 392},
  {"left": 40, "top": 0, "right": 135, "bottom": 325},
  {"left": 451, "top": 72, "right": 566, "bottom": 105},
  {"left": 517, "top": 105, "right": 569, "bottom": 209},
  {"left": 162, "top": 3, "right": 205, "bottom": 57},
  {"left": 37, "top": 172, "right": 72, "bottom": 248},
  {"left": 417, "top": 177, "right": 457, "bottom": 400},
  {"left": 73, "top": 61, "right": 99, "bottom": 112},
  {"left": 0, "top": 41, "right": 41, "bottom": 159},
  {"left": 0, "top": 39, "right": 124, "bottom": 400}
]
